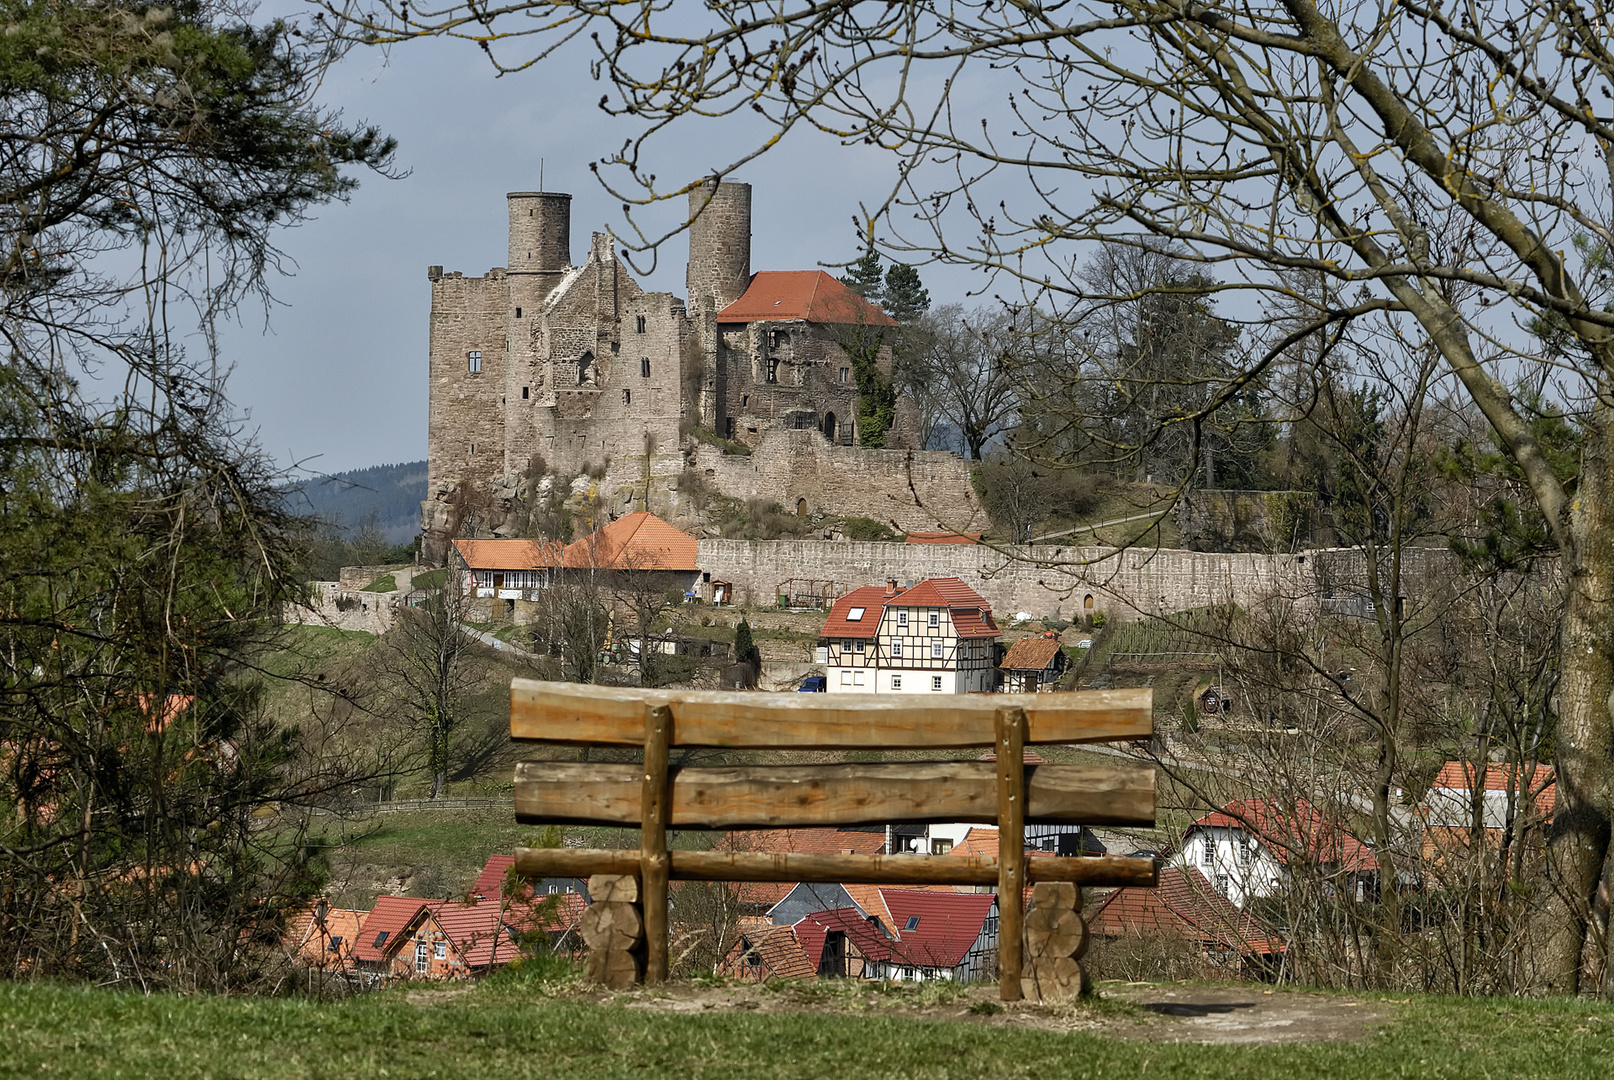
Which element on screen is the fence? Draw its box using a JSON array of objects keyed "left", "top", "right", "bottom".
[{"left": 507, "top": 681, "right": 1159, "bottom": 1000}]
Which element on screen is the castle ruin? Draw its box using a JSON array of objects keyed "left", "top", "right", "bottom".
[{"left": 421, "top": 182, "right": 983, "bottom": 559}]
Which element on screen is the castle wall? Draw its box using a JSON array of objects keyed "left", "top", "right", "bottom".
[
  {"left": 695, "top": 538, "right": 1315, "bottom": 620},
  {"left": 693, "top": 428, "right": 985, "bottom": 533},
  {"left": 427, "top": 269, "right": 510, "bottom": 498},
  {"left": 715, "top": 319, "right": 867, "bottom": 445}
]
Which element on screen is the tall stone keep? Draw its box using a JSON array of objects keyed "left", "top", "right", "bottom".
[
  {"left": 508, "top": 191, "right": 572, "bottom": 275},
  {"left": 686, "top": 181, "right": 752, "bottom": 314}
]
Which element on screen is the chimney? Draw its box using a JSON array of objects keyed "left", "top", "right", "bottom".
[{"left": 885, "top": 579, "right": 898, "bottom": 597}]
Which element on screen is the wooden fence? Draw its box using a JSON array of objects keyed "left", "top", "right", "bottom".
[{"left": 508, "top": 680, "right": 1158, "bottom": 1000}]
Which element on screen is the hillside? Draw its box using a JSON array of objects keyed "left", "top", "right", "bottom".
[{"left": 284, "top": 460, "right": 427, "bottom": 544}]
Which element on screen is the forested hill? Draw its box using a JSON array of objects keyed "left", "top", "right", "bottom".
[{"left": 285, "top": 460, "right": 427, "bottom": 543}]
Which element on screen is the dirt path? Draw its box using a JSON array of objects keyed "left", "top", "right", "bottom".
[{"left": 580, "top": 980, "right": 1389, "bottom": 1045}]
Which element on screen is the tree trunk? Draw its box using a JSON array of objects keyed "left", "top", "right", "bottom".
[{"left": 1540, "top": 411, "right": 1614, "bottom": 994}]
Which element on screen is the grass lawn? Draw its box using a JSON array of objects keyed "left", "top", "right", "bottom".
[{"left": 5, "top": 971, "right": 1614, "bottom": 1080}]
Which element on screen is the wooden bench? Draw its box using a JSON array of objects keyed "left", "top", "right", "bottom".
[{"left": 508, "top": 680, "right": 1158, "bottom": 1000}]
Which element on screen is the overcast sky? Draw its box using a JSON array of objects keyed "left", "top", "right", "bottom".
[{"left": 215, "top": 30, "right": 993, "bottom": 477}]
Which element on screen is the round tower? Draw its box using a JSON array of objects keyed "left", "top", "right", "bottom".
[
  {"left": 507, "top": 192, "right": 572, "bottom": 274},
  {"left": 686, "top": 180, "right": 752, "bottom": 312}
]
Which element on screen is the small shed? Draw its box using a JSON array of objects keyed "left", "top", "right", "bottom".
[{"left": 999, "top": 634, "right": 1067, "bottom": 693}]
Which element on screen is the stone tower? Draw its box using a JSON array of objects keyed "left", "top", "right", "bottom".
[
  {"left": 686, "top": 181, "right": 752, "bottom": 314},
  {"left": 507, "top": 191, "right": 572, "bottom": 276}
]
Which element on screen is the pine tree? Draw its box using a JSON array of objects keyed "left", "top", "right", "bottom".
[
  {"left": 733, "top": 618, "right": 761, "bottom": 673},
  {"left": 840, "top": 244, "right": 885, "bottom": 299},
  {"left": 882, "top": 263, "right": 931, "bottom": 322}
]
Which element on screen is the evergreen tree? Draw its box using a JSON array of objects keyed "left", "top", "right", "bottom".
[
  {"left": 882, "top": 263, "right": 931, "bottom": 322},
  {"left": 733, "top": 618, "right": 761, "bottom": 673},
  {"left": 840, "top": 244, "right": 885, "bottom": 299}
]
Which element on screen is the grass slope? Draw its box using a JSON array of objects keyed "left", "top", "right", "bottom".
[{"left": 4, "top": 975, "right": 1614, "bottom": 1080}]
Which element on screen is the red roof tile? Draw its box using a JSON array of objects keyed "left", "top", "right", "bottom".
[
  {"left": 470, "top": 854, "right": 515, "bottom": 900},
  {"left": 905, "top": 532, "right": 982, "bottom": 545},
  {"left": 821, "top": 584, "right": 896, "bottom": 639},
  {"left": 452, "top": 538, "right": 564, "bottom": 571},
  {"left": 1001, "top": 637, "right": 1062, "bottom": 671},
  {"left": 432, "top": 900, "right": 516, "bottom": 969},
  {"left": 1189, "top": 798, "right": 1377, "bottom": 873},
  {"left": 716, "top": 271, "right": 898, "bottom": 327},
  {"left": 1430, "top": 762, "right": 1556, "bottom": 813},
  {"left": 880, "top": 889, "right": 997, "bottom": 968},
  {"left": 720, "top": 919, "right": 816, "bottom": 981},
  {"left": 354, "top": 896, "right": 433, "bottom": 963},
  {"left": 1089, "top": 867, "right": 1278, "bottom": 954},
  {"left": 899, "top": 577, "right": 990, "bottom": 609},
  {"left": 563, "top": 512, "right": 698, "bottom": 571},
  {"left": 286, "top": 903, "right": 365, "bottom": 968},
  {"left": 794, "top": 907, "right": 897, "bottom": 968}
]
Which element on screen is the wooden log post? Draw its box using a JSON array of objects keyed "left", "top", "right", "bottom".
[
  {"left": 996, "top": 705, "right": 1026, "bottom": 1001},
  {"left": 1021, "top": 881, "right": 1088, "bottom": 1002},
  {"left": 641, "top": 704, "right": 672, "bottom": 983},
  {"left": 581, "top": 874, "right": 645, "bottom": 988}
]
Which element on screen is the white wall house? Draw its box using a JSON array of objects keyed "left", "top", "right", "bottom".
[
  {"left": 1171, "top": 799, "right": 1379, "bottom": 908},
  {"left": 1174, "top": 822, "right": 1287, "bottom": 908},
  {"left": 820, "top": 577, "right": 1000, "bottom": 695}
]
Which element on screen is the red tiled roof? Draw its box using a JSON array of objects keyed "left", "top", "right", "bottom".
[
  {"left": 432, "top": 900, "right": 516, "bottom": 969},
  {"left": 470, "top": 854, "right": 515, "bottom": 900},
  {"left": 354, "top": 896, "right": 433, "bottom": 963},
  {"left": 880, "top": 889, "right": 997, "bottom": 968},
  {"left": 1430, "top": 762, "right": 1556, "bottom": 813},
  {"left": 1089, "top": 867, "right": 1279, "bottom": 955},
  {"left": 1001, "top": 637, "right": 1063, "bottom": 672},
  {"left": 716, "top": 271, "right": 898, "bottom": 327},
  {"left": 286, "top": 903, "right": 365, "bottom": 968},
  {"left": 794, "top": 907, "right": 897, "bottom": 968},
  {"left": 563, "top": 512, "right": 698, "bottom": 571},
  {"left": 452, "top": 538, "right": 564, "bottom": 571},
  {"left": 821, "top": 577, "right": 998, "bottom": 639},
  {"left": 821, "top": 584, "right": 896, "bottom": 639},
  {"left": 899, "top": 577, "right": 989, "bottom": 609},
  {"left": 945, "top": 827, "right": 1002, "bottom": 859},
  {"left": 721, "top": 919, "right": 816, "bottom": 981},
  {"left": 1189, "top": 798, "right": 1377, "bottom": 873},
  {"left": 905, "top": 532, "right": 982, "bottom": 545}
]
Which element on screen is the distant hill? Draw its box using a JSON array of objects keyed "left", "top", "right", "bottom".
[{"left": 285, "top": 460, "right": 427, "bottom": 544}]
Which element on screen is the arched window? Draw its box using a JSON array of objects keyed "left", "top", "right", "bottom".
[
  {"left": 1084, "top": 594, "right": 1095, "bottom": 612},
  {"left": 641, "top": 357, "right": 651, "bottom": 378},
  {"left": 796, "top": 498, "right": 808, "bottom": 517},
  {"left": 578, "top": 351, "right": 593, "bottom": 385}
]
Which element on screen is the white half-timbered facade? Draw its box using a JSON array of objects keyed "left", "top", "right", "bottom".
[{"left": 820, "top": 578, "right": 1000, "bottom": 694}]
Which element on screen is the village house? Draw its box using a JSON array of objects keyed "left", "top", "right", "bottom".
[
  {"left": 1173, "top": 798, "right": 1378, "bottom": 908},
  {"left": 449, "top": 511, "right": 700, "bottom": 622},
  {"left": 820, "top": 577, "right": 1000, "bottom": 694},
  {"left": 721, "top": 889, "right": 1000, "bottom": 984},
  {"left": 998, "top": 634, "right": 1069, "bottom": 694},
  {"left": 1088, "top": 866, "right": 1283, "bottom": 980},
  {"left": 1418, "top": 761, "right": 1556, "bottom": 866}
]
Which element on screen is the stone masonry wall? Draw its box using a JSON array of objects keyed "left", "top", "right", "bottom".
[
  {"left": 427, "top": 269, "right": 509, "bottom": 498},
  {"left": 695, "top": 538, "right": 1315, "bottom": 621},
  {"left": 693, "top": 428, "right": 985, "bottom": 534}
]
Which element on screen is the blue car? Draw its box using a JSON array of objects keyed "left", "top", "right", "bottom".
[{"left": 798, "top": 676, "right": 827, "bottom": 693}]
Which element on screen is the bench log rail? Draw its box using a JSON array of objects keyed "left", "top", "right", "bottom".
[{"left": 509, "top": 680, "right": 1158, "bottom": 1000}]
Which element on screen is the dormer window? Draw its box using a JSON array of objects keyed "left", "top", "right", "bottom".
[{"left": 847, "top": 606, "right": 865, "bottom": 622}]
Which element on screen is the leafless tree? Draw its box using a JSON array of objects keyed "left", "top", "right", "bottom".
[{"left": 381, "top": 579, "right": 476, "bottom": 799}]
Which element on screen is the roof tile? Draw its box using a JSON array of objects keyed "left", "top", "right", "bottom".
[{"left": 716, "top": 271, "right": 898, "bottom": 326}]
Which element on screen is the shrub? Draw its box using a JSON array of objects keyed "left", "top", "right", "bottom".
[{"left": 843, "top": 516, "right": 899, "bottom": 541}]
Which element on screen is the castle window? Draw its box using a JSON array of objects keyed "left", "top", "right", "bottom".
[
  {"left": 579, "top": 351, "right": 593, "bottom": 385},
  {"left": 522, "top": 386, "right": 529, "bottom": 399},
  {"left": 641, "top": 357, "right": 651, "bottom": 378},
  {"left": 515, "top": 307, "right": 522, "bottom": 319},
  {"left": 623, "top": 389, "right": 631, "bottom": 406},
  {"left": 467, "top": 350, "right": 482, "bottom": 374},
  {"left": 767, "top": 358, "right": 779, "bottom": 384},
  {"left": 839, "top": 367, "right": 849, "bottom": 384},
  {"left": 636, "top": 315, "right": 646, "bottom": 333},
  {"left": 742, "top": 393, "right": 749, "bottom": 408}
]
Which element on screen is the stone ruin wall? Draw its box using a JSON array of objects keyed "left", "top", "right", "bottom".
[
  {"left": 692, "top": 428, "right": 985, "bottom": 535},
  {"left": 696, "top": 538, "right": 1318, "bottom": 621}
]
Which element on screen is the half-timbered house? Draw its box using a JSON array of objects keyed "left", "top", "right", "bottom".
[{"left": 820, "top": 578, "right": 1000, "bottom": 694}]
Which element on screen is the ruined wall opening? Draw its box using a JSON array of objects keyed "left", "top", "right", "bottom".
[
  {"left": 579, "top": 351, "right": 593, "bottom": 385},
  {"left": 823, "top": 412, "right": 837, "bottom": 441}
]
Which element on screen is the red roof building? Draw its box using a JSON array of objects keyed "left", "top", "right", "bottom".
[
  {"left": 716, "top": 271, "right": 897, "bottom": 327},
  {"left": 821, "top": 577, "right": 1000, "bottom": 695},
  {"left": 563, "top": 511, "right": 699, "bottom": 572},
  {"left": 999, "top": 635, "right": 1068, "bottom": 694},
  {"left": 1178, "top": 798, "right": 1377, "bottom": 908},
  {"left": 1089, "top": 867, "right": 1282, "bottom": 978}
]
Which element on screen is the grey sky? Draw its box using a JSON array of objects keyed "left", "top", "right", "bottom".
[{"left": 218, "top": 33, "right": 983, "bottom": 476}]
